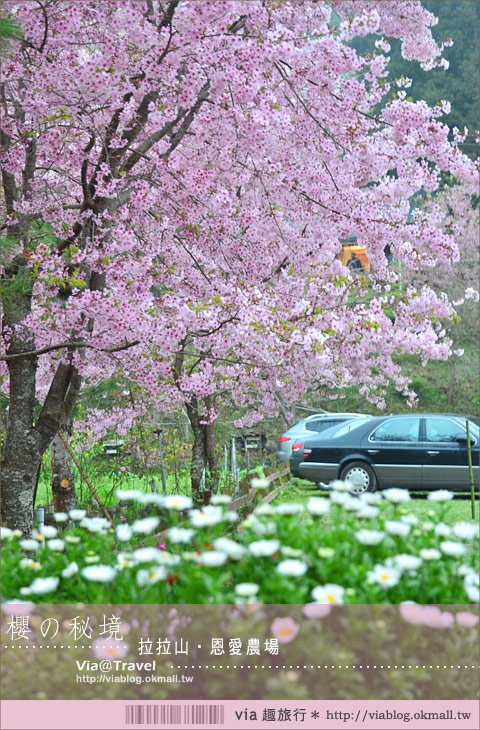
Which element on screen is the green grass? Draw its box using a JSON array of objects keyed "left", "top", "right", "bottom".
[
  {"left": 275, "top": 478, "right": 479, "bottom": 524},
  {"left": 34, "top": 466, "right": 262, "bottom": 509}
]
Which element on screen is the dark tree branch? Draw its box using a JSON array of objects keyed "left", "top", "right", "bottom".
[
  {"left": 1, "top": 339, "right": 141, "bottom": 361},
  {"left": 35, "top": 1, "right": 49, "bottom": 53}
]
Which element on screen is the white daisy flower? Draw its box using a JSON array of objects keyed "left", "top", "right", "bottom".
[
  {"left": 311, "top": 584, "right": 345, "bottom": 604},
  {"left": 355, "top": 529, "right": 385, "bottom": 545},
  {"left": 440, "top": 541, "right": 467, "bottom": 557},
  {"left": 68, "top": 509, "right": 87, "bottom": 520},
  {"left": 81, "top": 565, "right": 117, "bottom": 582},
  {"left": 40, "top": 526, "right": 58, "bottom": 539},
  {"left": 163, "top": 495, "right": 193, "bottom": 511},
  {"left": 212, "top": 537, "right": 246, "bottom": 560},
  {"left": 198, "top": 551, "right": 228, "bottom": 567},
  {"left": 452, "top": 522, "right": 479, "bottom": 541},
  {"left": 84, "top": 555, "right": 100, "bottom": 564},
  {"left": 343, "top": 497, "right": 362, "bottom": 512},
  {"left": 382, "top": 488, "right": 411, "bottom": 504},
  {"left": 248, "top": 517, "right": 276, "bottom": 536},
  {"left": 357, "top": 506, "right": 380, "bottom": 519},
  {"left": 385, "top": 521, "right": 411, "bottom": 538},
  {"left": 358, "top": 492, "right": 383, "bottom": 505},
  {"left": 276, "top": 503, "right": 304, "bottom": 515},
  {"left": 189, "top": 505, "right": 223, "bottom": 527},
  {"left": 115, "top": 524, "right": 133, "bottom": 542},
  {"left": 137, "top": 493, "right": 165, "bottom": 506},
  {"left": 79, "top": 517, "right": 109, "bottom": 534},
  {"left": 53, "top": 512, "right": 68, "bottom": 523},
  {"left": 391, "top": 554, "right": 422, "bottom": 571},
  {"left": 133, "top": 547, "right": 160, "bottom": 563},
  {"left": 47, "top": 539, "right": 65, "bottom": 551},
  {"left": 116, "top": 490, "right": 144, "bottom": 502},
  {"left": 61, "top": 561, "right": 79, "bottom": 578},
  {"left": 250, "top": 478, "right": 269, "bottom": 490},
  {"left": 420, "top": 548, "right": 442, "bottom": 561},
  {"left": 117, "top": 553, "right": 135, "bottom": 569},
  {"left": 210, "top": 494, "right": 233, "bottom": 505},
  {"left": 19, "top": 559, "right": 42, "bottom": 570},
  {"left": 25, "top": 576, "right": 60, "bottom": 595},
  {"left": 167, "top": 527, "right": 196, "bottom": 544},
  {"left": 155, "top": 551, "right": 180, "bottom": 566},
  {"left": 235, "top": 583, "right": 259, "bottom": 596},
  {"left": 136, "top": 566, "right": 167, "bottom": 585},
  {"left": 254, "top": 504, "right": 276, "bottom": 516},
  {"left": 434, "top": 522, "right": 452, "bottom": 537},
  {"left": 367, "top": 564, "right": 402, "bottom": 588},
  {"left": 465, "top": 584, "right": 479, "bottom": 602},
  {"left": 65, "top": 535, "right": 81, "bottom": 544},
  {"left": 1, "top": 527, "right": 14, "bottom": 539},
  {"left": 400, "top": 514, "right": 419, "bottom": 526},
  {"left": 329, "top": 491, "right": 350, "bottom": 505},
  {"left": 427, "top": 490, "right": 454, "bottom": 502},
  {"left": 248, "top": 539, "right": 280, "bottom": 557},
  {"left": 307, "top": 498, "right": 330, "bottom": 516},
  {"left": 329, "top": 480, "right": 351, "bottom": 492},
  {"left": 276, "top": 559, "right": 308, "bottom": 577},
  {"left": 131, "top": 517, "right": 160, "bottom": 535},
  {"left": 19, "top": 539, "right": 39, "bottom": 551}
]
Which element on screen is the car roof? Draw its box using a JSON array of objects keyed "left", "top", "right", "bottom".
[{"left": 303, "top": 412, "right": 367, "bottom": 421}]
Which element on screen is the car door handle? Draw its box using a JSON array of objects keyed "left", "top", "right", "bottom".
[
  {"left": 367, "top": 449, "right": 379, "bottom": 454},
  {"left": 427, "top": 450, "right": 440, "bottom": 455}
]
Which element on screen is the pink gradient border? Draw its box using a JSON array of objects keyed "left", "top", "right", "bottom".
[{"left": 1, "top": 700, "right": 479, "bottom": 729}]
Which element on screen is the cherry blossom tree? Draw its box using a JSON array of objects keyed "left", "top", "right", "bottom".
[{"left": 1, "top": 0, "right": 477, "bottom": 531}]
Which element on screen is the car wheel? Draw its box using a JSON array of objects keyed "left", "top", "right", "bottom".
[{"left": 340, "top": 461, "right": 376, "bottom": 494}]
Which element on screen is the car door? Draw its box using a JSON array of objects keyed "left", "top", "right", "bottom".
[
  {"left": 362, "top": 416, "right": 423, "bottom": 489},
  {"left": 423, "top": 416, "right": 480, "bottom": 491}
]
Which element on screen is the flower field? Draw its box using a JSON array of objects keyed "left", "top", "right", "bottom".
[{"left": 1, "top": 483, "right": 478, "bottom": 605}]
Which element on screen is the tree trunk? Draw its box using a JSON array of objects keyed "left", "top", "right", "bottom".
[
  {"left": 0, "top": 351, "right": 82, "bottom": 533},
  {"left": 50, "top": 422, "right": 78, "bottom": 514},
  {"left": 0, "top": 280, "right": 41, "bottom": 534},
  {"left": 186, "top": 397, "right": 219, "bottom": 506}
]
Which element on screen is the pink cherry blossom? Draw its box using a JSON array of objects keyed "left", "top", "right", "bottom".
[{"left": 1, "top": 1, "right": 477, "bottom": 530}]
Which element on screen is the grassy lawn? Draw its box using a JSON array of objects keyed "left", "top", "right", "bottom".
[
  {"left": 34, "top": 467, "right": 260, "bottom": 509},
  {"left": 274, "top": 478, "right": 479, "bottom": 524}
]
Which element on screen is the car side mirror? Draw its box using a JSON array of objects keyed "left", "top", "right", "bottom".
[{"left": 456, "top": 434, "right": 475, "bottom": 446}]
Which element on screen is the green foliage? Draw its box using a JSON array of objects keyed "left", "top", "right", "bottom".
[{"left": 0, "top": 16, "right": 23, "bottom": 56}]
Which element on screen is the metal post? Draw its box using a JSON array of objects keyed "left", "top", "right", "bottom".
[
  {"left": 34, "top": 505, "right": 45, "bottom": 544},
  {"left": 223, "top": 444, "right": 228, "bottom": 486},
  {"left": 200, "top": 467, "right": 206, "bottom": 492},
  {"left": 155, "top": 430, "right": 168, "bottom": 495},
  {"left": 234, "top": 467, "right": 240, "bottom": 499},
  {"left": 244, "top": 436, "right": 250, "bottom": 473},
  {"left": 230, "top": 434, "right": 236, "bottom": 476}
]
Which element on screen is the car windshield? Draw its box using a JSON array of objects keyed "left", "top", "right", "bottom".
[{"left": 326, "top": 420, "right": 367, "bottom": 439}]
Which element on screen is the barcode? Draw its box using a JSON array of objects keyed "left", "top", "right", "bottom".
[{"left": 125, "top": 704, "right": 225, "bottom": 725}]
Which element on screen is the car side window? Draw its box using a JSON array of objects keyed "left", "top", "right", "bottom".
[
  {"left": 371, "top": 418, "right": 420, "bottom": 443},
  {"left": 425, "top": 418, "right": 465, "bottom": 443},
  {"left": 316, "top": 419, "right": 342, "bottom": 433},
  {"left": 306, "top": 419, "right": 341, "bottom": 432}
]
